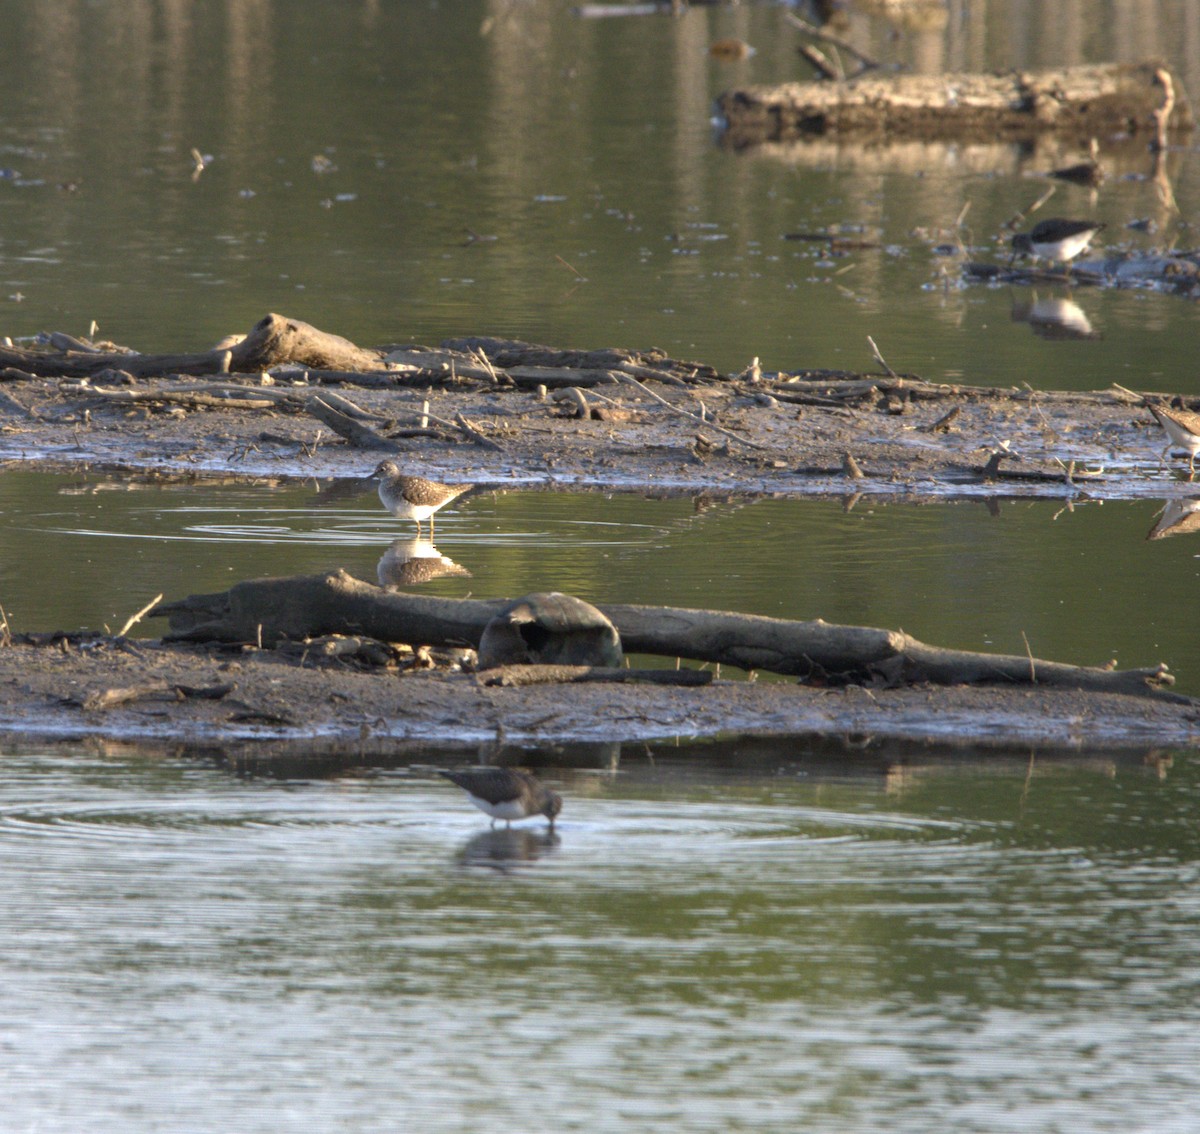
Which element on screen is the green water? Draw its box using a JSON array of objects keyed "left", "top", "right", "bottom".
[
  {"left": 3, "top": 1, "right": 1200, "bottom": 1129},
  {"left": 0, "top": 0, "right": 1197, "bottom": 386},
  {"left": 2, "top": 734, "right": 1198, "bottom": 1133}
]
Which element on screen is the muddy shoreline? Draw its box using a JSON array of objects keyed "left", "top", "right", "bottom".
[{"left": 3, "top": 333, "right": 1199, "bottom": 748}]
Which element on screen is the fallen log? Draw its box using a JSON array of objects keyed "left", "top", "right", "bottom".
[
  {"left": 152, "top": 569, "right": 1182, "bottom": 699},
  {"left": 0, "top": 313, "right": 385, "bottom": 380},
  {"left": 717, "top": 61, "right": 1192, "bottom": 147}
]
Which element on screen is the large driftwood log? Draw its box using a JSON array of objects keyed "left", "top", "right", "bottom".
[
  {"left": 0, "top": 313, "right": 384, "bottom": 380},
  {"left": 229, "top": 313, "right": 385, "bottom": 373},
  {"left": 153, "top": 569, "right": 1181, "bottom": 699},
  {"left": 717, "top": 61, "right": 1192, "bottom": 147}
]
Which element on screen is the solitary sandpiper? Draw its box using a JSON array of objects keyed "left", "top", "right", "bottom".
[
  {"left": 372, "top": 459, "right": 472, "bottom": 538},
  {"left": 1010, "top": 218, "right": 1105, "bottom": 269},
  {"left": 437, "top": 767, "right": 562, "bottom": 829},
  {"left": 1148, "top": 404, "right": 1200, "bottom": 476}
]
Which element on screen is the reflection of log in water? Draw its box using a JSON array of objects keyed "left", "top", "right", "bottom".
[{"left": 154, "top": 568, "right": 1180, "bottom": 699}]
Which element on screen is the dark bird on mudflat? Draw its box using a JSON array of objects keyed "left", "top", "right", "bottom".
[{"left": 437, "top": 767, "right": 562, "bottom": 829}]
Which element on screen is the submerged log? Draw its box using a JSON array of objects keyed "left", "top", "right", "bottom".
[
  {"left": 717, "top": 61, "right": 1192, "bottom": 147},
  {"left": 153, "top": 569, "right": 1181, "bottom": 699}
]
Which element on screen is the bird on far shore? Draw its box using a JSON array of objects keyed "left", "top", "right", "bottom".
[
  {"left": 1147, "top": 403, "right": 1200, "bottom": 477},
  {"left": 437, "top": 767, "right": 562, "bottom": 829},
  {"left": 372, "top": 459, "right": 472, "bottom": 538},
  {"left": 1010, "top": 218, "right": 1105, "bottom": 269}
]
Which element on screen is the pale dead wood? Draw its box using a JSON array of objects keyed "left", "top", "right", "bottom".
[
  {"left": 306, "top": 396, "right": 398, "bottom": 450},
  {"left": 82, "top": 387, "right": 282, "bottom": 411},
  {"left": 75, "top": 680, "right": 234, "bottom": 711},
  {"left": 614, "top": 370, "right": 770, "bottom": 451},
  {"left": 229, "top": 313, "right": 385, "bottom": 373},
  {"left": 117, "top": 593, "right": 163, "bottom": 638},
  {"left": 0, "top": 313, "right": 384, "bottom": 380},
  {"left": 506, "top": 366, "right": 621, "bottom": 389},
  {"left": 784, "top": 11, "right": 880, "bottom": 75},
  {"left": 454, "top": 411, "right": 505, "bottom": 451},
  {"left": 718, "top": 62, "right": 1193, "bottom": 147}
]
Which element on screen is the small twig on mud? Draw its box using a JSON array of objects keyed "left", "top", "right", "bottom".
[
  {"left": 469, "top": 348, "right": 502, "bottom": 385},
  {"left": 1021, "top": 631, "right": 1037, "bottom": 684},
  {"left": 0, "top": 603, "right": 11, "bottom": 648},
  {"left": 614, "top": 371, "right": 770, "bottom": 451},
  {"left": 118, "top": 593, "right": 164, "bottom": 639},
  {"left": 867, "top": 336, "right": 899, "bottom": 380},
  {"left": 455, "top": 411, "right": 505, "bottom": 452},
  {"left": 1022, "top": 382, "right": 1059, "bottom": 441}
]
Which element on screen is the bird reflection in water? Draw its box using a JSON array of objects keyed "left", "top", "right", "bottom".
[
  {"left": 1010, "top": 294, "right": 1099, "bottom": 341},
  {"left": 376, "top": 538, "right": 471, "bottom": 590},
  {"left": 1146, "top": 499, "right": 1200, "bottom": 541},
  {"left": 458, "top": 826, "right": 561, "bottom": 872}
]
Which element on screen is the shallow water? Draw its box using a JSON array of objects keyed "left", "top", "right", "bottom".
[
  {"left": 3, "top": 469, "right": 1199, "bottom": 692},
  {"left": 4, "top": 1, "right": 1200, "bottom": 1127},
  {"left": 2, "top": 734, "right": 1198, "bottom": 1133}
]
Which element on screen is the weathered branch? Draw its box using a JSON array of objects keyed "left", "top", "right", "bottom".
[
  {"left": 152, "top": 569, "right": 1183, "bottom": 699},
  {"left": 0, "top": 313, "right": 385, "bottom": 380}
]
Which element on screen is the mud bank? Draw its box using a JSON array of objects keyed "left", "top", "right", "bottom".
[
  {"left": 3, "top": 321, "right": 1199, "bottom": 747},
  {"left": 0, "top": 636, "right": 1195, "bottom": 748},
  {"left": 0, "top": 328, "right": 1194, "bottom": 502}
]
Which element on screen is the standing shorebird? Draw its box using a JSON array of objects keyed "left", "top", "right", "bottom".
[
  {"left": 437, "top": 768, "right": 562, "bottom": 829},
  {"left": 1148, "top": 403, "right": 1200, "bottom": 476},
  {"left": 372, "top": 459, "right": 472, "bottom": 538},
  {"left": 1010, "top": 218, "right": 1105, "bottom": 269}
]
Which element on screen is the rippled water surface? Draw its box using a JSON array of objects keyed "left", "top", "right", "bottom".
[
  {"left": 3, "top": 736, "right": 1199, "bottom": 1132},
  {"left": 4, "top": 1, "right": 1200, "bottom": 1128}
]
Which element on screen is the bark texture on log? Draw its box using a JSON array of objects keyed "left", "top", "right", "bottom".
[
  {"left": 153, "top": 570, "right": 1181, "bottom": 699},
  {"left": 229, "top": 314, "right": 385, "bottom": 373},
  {"left": 717, "top": 61, "right": 1192, "bottom": 147},
  {"left": 0, "top": 313, "right": 384, "bottom": 380}
]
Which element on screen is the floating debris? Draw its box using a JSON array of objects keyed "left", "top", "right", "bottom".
[{"left": 710, "top": 38, "right": 756, "bottom": 62}]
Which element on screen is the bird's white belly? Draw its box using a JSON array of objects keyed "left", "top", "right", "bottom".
[
  {"left": 467, "top": 794, "right": 528, "bottom": 821},
  {"left": 378, "top": 488, "right": 438, "bottom": 523}
]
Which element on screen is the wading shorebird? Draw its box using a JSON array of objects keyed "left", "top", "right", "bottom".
[
  {"left": 1148, "top": 403, "right": 1200, "bottom": 477},
  {"left": 372, "top": 459, "right": 472, "bottom": 538},
  {"left": 1010, "top": 218, "right": 1105, "bottom": 270},
  {"left": 437, "top": 768, "right": 562, "bottom": 829}
]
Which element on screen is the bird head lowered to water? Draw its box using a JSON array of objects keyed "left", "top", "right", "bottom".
[
  {"left": 437, "top": 767, "right": 562, "bottom": 829},
  {"left": 1010, "top": 218, "right": 1105, "bottom": 269}
]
